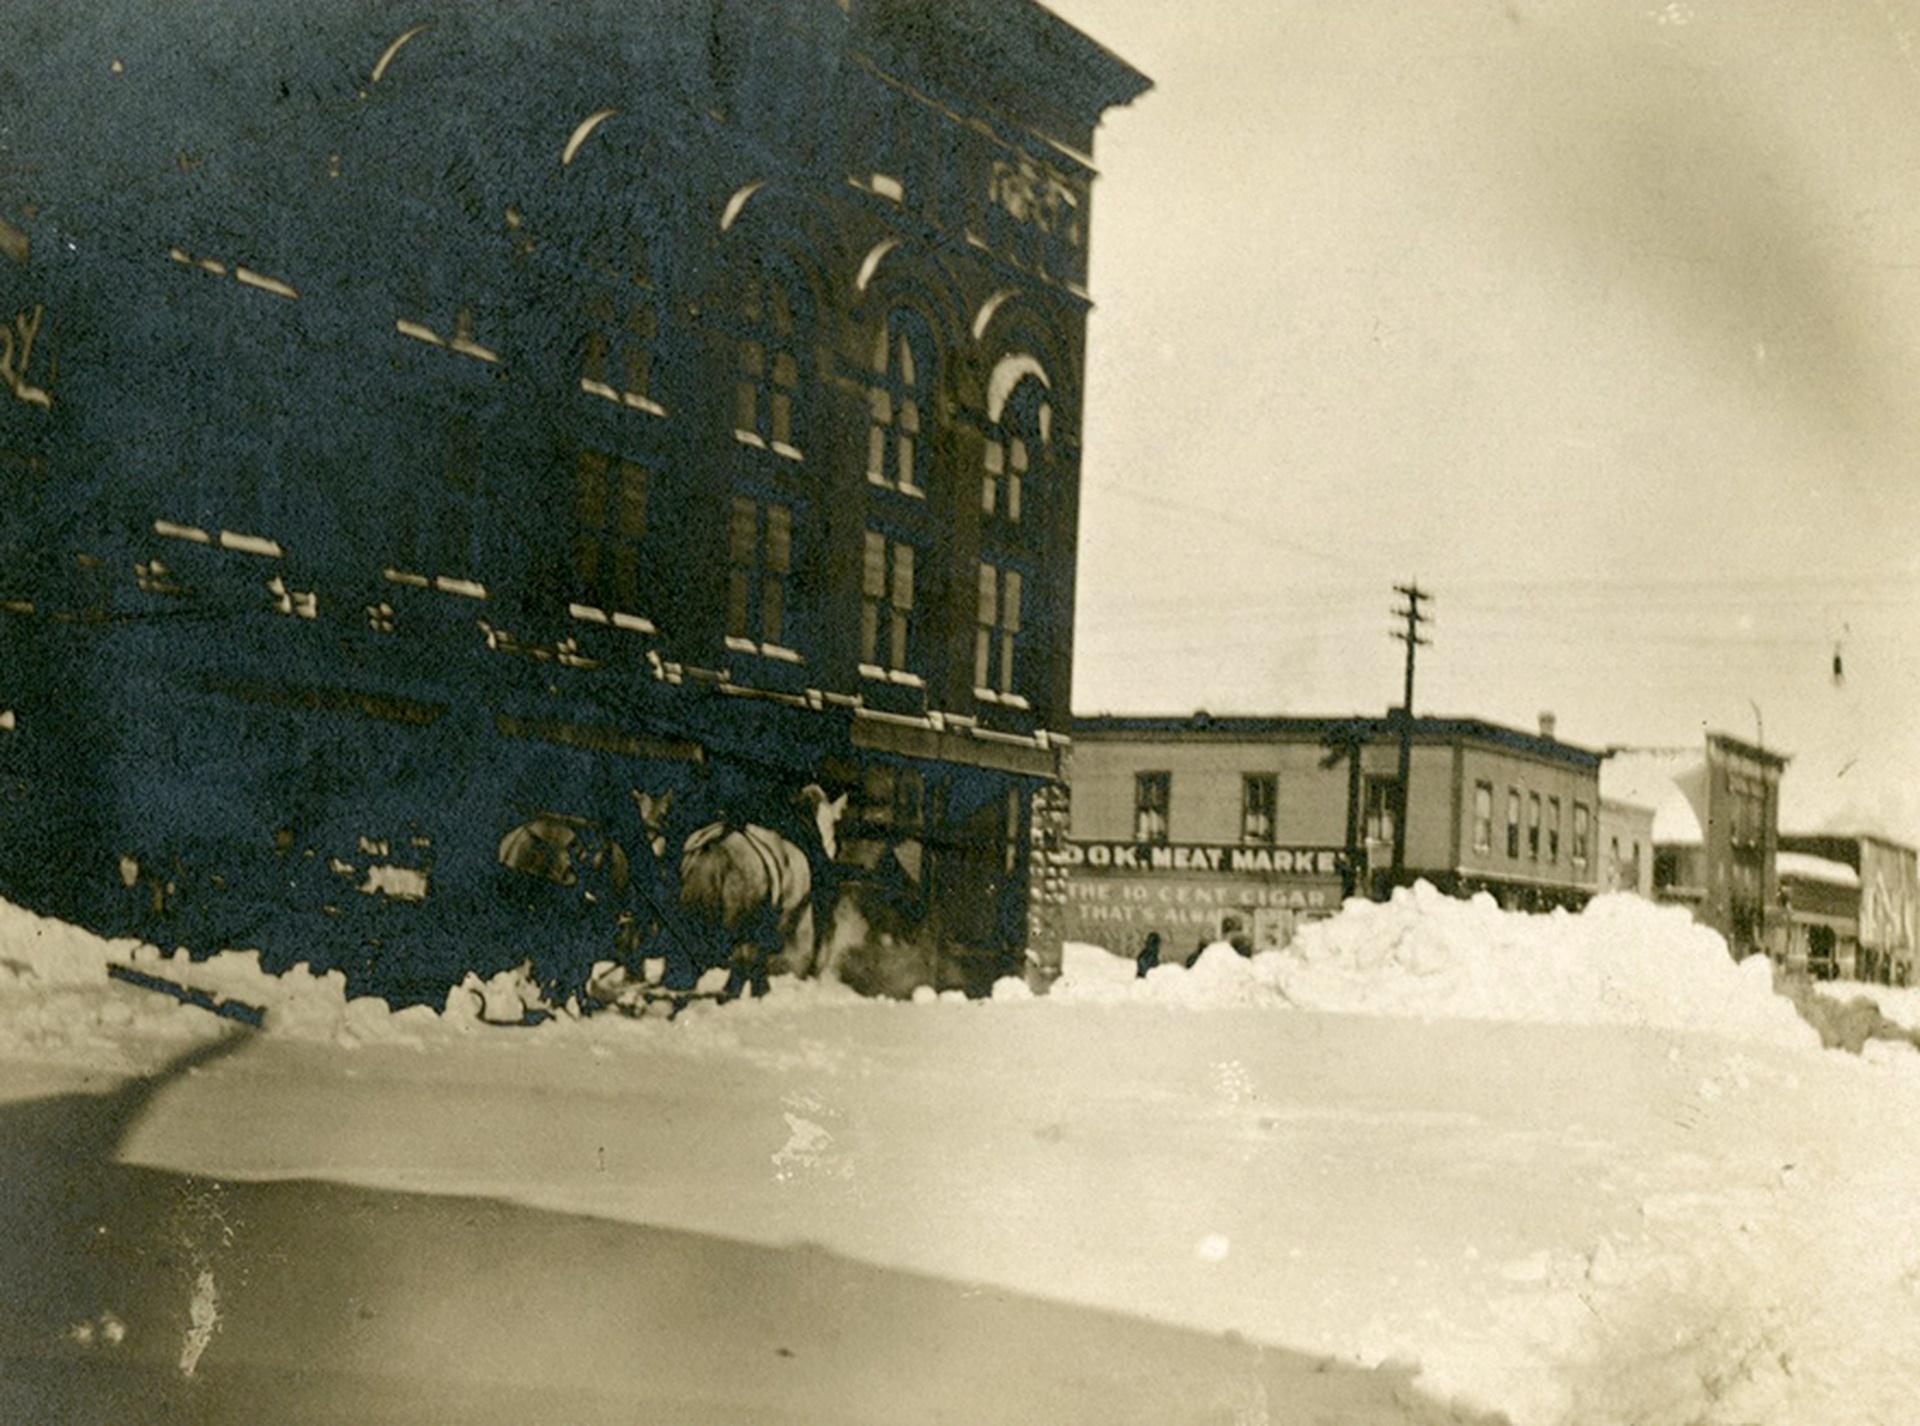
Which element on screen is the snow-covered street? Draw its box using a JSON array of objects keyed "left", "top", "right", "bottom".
[{"left": 4, "top": 892, "right": 1920, "bottom": 1424}]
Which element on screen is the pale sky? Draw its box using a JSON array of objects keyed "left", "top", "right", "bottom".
[{"left": 1048, "top": 0, "right": 1920, "bottom": 844}]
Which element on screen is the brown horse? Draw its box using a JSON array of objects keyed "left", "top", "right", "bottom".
[{"left": 674, "top": 785, "right": 845, "bottom": 999}]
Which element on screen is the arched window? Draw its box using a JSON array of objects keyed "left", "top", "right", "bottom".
[
  {"left": 580, "top": 228, "right": 663, "bottom": 416},
  {"left": 983, "top": 373, "right": 1050, "bottom": 524},
  {"left": 732, "top": 263, "right": 804, "bottom": 459},
  {"left": 866, "top": 312, "right": 930, "bottom": 496}
]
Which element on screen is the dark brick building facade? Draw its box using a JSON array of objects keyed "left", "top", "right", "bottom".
[{"left": 0, "top": 0, "right": 1147, "bottom": 997}]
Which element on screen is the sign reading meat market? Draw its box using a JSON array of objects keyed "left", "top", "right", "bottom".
[
  {"left": 1057, "top": 840, "right": 1349, "bottom": 951},
  {"left": 1059, "top": 841, "right": 1346, "bottom": 877}
]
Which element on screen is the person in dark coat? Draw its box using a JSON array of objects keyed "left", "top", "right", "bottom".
[{"left": 1135, "top": 931, "right": 1162, "bottom": 978}]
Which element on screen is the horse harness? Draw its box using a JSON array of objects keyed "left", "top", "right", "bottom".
[{"left": 683, "top": 821, "right": 803, "bottom": 920}]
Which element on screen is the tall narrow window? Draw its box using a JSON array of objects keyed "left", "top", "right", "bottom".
[
  {"left": 867, "top": 314, "right": 929, "bottom": 496},
  {"left": 1528, "top": 792, "right": 1542, "bottom": 860},
  {"left": 1547, "top": 796, "right": 1562, "bottom": 863},
  {"left": 860, "top": 531, "right": 915, "bottom": 677},
  {"left": 580, "top": 231, "right": 662, "bottom": 415},
  {"left": 1506, "top": 789, "right": 1521, "bottom": 858},
  {"left": 732, "top": 267, "right": 802, "bottom": 458},
  {"left": 1242, "top": 774, "right": 1277, "bottom": 844},
  {"left": 1134, "top": 772, "right": 1170, "bottom": 845},
  {"left": 974, "top": 562, "right": 1024, "bottom": 702},
  {"left": 984, "top": 376, "right": 1048, "bottom": 523},
  {"left": 1572, "top": 802, "right": 1592, "bottom": 865},
  {"left": 573, "top": 449, "right": 650, "bottom": 616},
  {"left": 726, "top": 496, "right": 793, "bottom": 650},
  {"left": 1365, "top": 776, "right": 1398, "bottom": 849},
  {"left": 1472, "top": 782, "right": 1493, "bottom": 853}
]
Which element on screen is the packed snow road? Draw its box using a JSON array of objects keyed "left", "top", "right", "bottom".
[{"left": 3, "top": 891, "right": 1919, "bottom": 1424}]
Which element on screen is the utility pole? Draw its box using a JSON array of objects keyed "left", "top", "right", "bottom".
[{"left": 1388, "top": 582, "right": 1432, "bottom": 885}]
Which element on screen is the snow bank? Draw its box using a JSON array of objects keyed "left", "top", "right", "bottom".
[
  {"left": 0, "top": 882, "right": 1821, "bottom": 1056},
  {"left": 1056, "top": 884, "right": 1820, "bottom": 1049},
  {"left": 1813, "top": 978, "right": 1920, "bottom": 1035},
  {"left": 0, "top": 897, "right": 452, "bottom": 1053}
]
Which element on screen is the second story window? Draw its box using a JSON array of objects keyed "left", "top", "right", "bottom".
[
  {"left": 1547, "top": 796, "right": 1562, "bottom": 863},
  {"left": 726, "top": 496, "right": 793, "bottom": 652},
  {"left": 860, "top": 531, "right": 916, "bottom": 679},
  {"left": 572, "top": 449, "right": 650, "bottom": 618},
  {"left": 1473, "top": 782, "right": 1493, "bottom": 853},
  {"left": 1242, "top": 774, "right": 1277, "bottom": 844},
  {"left": 1365, "top": 776, "right": 1398, "bottom": 849},
  {"left": 867, "top": 313, "right": 929, "bottom": 496},
  {"left": 732, "top": 268, "right": 802, "bottom": 459},
  {"left": 1528, "top": 793, "right": 1542, "bottom": 860},
  {"left": 1573, "top": 802, "right": 1592, "bottom": 865},
  {"left": 580, "top": 231, "right": 663, "bottom": 415},
  {"left": 1506, "top": 789, "right": 1521, "bottom": 858},
  {"left": 974, "top": 562, "right": 1025, "bottom": 704},
  {"left": 1134, "top": 771, "right": 1170, "bottom": 845}
]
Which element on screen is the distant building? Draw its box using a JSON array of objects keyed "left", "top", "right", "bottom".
[
  {"left": 1601, "top": 733, "right": 1788, "bottom": 960},
  {"left": 1773, "top": 850, "right": 1859, "bottom": 980},
  {"left": 1777, "top": 831, "right": 1917, "bottom": 985},
  {"left": 1598, "top": 798, "right": 1655, "bottom": 897},
  {"left": 1066, "top": 712, "right": 1604, "bottom": 954}
]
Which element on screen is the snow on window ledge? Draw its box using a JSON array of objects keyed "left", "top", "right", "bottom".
[
  {"left": 580, "top": 378, "right": 666, "bottom": 418},
  {"left": 727, "top": 636, "right": 804, "bottom": 664},
  {"left": 862, "top": 663, "right": 924, "bottom": 688},
  {"left": 974, "top": 687, "right": 1031, "bottom": 710}
]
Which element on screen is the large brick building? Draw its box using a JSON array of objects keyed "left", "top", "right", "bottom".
[{"left": 0, "top": 0, "right": 1147, "bottom": 997}]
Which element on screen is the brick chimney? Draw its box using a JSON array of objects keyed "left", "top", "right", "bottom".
[{"left": 1538, "top": 711, "right": 1557, "bottom": 740}]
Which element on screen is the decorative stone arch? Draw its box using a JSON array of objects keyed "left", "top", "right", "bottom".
[
  {"left": 706, "top": 179, "right": 852, "bottom": 339},
  {"left": 973, "top": 291, "right": 1079, "bottom": 443},
  {"left": 560, "top": 108, "right": 620, "bottom": 166},
  {"left": 368, "top": 22, "right": 433, "bottom": 87},
  {"left": 852, "top": 250, "right": 967, "bottom": 379}
]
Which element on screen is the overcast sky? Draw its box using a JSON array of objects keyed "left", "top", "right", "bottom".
[{"left": 1047, "top": 0, "right": 1920, "bottom": 843}]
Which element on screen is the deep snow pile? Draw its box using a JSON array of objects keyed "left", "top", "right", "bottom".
[
  {"left": 6, "top": 890, "right": 1920, "bottom": 1425},
  {"left": 1055, "top": 883, "right": 1822, "bottom": 1050}
]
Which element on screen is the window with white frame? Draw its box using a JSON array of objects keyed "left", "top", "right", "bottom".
[
  {"left": 1547, "top": 796, "right": 1561, "bottom": 863},
  {"left": 572, "top": 448, "right": 650, "bottom": 618},
  {"left": 866, "top": 312, "right": 929, "bottom": 496},
  {"left": 580, "top": 230, "right": 662, "bottom": 415},
  {"left": 1506, "top": 789, "right": 1521, "bottom": 858},
  {"left": 726, "top": 496, "right": 793, "bottom": 652},
  {"left": 974, "top": 562, "right": 1024, "bottom": 703},
  {"left": 1134, "top": 771, "right": 1170, "bottom": 845},
  {"left": 1473, "top": 781, "right": 1493, "bottom": 853},
  {"left": 983, "top": 376, "right": 1049, "bottom": 523},
  {"left": 1242, "top": 774, "right": 1277, "bottom": 844},
  {"left": 732, "top": 265, "right": 802, "bottom": 458},
  {"left": 1572, "top": 802, "right": 1592, "bottom": 865},
  {"left": 860, "top": 530, "right": 916, "bottom": 678}
]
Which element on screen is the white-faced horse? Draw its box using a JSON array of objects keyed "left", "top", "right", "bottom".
[{"left": 673, "top": 784, "right": 846, "bottom": 1000}]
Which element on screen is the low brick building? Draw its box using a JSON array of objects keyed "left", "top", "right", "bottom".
[{"left": 1066, "top": 712, "right": 1605, "bottom": 956}]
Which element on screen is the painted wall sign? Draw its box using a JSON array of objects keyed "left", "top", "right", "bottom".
[
  {"left": 0, "top": 303, "right": 53, "bottom": 409},
  {"left": 1060, "top": 840, "right": 1345, "bottom": 877}
]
